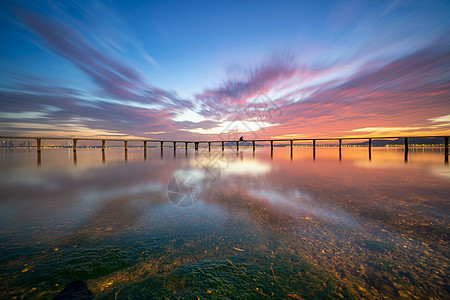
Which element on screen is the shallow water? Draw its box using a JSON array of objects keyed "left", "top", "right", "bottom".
[{"left": 0, "top": 147, "right": 449, "bottom": 299}]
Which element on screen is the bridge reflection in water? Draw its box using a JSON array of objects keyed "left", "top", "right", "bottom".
[{"left": 19, "top": 134, "right": 448, "bottom": 166}]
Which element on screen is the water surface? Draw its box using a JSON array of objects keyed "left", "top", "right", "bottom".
[{"left": 0, "top": 147, "right": 448, "bottom": 299}]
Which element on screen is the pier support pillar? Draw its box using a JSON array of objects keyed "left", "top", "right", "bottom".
[
  {"left": 444, "top": 137, "right": 449, "bottom": 156},
  {"left": 73, "top": 139, "right": 77, "bottom": 152},
  {"left": 290, "top": 140, "right": 293, "bottom": 159},
  {"left": 271, "top": 141, "right": 274, "bottom": 158},
  {"left": 173, "top": 141, "right": 176, "bottom": 150},
  {"left": 270, "top": 141, "right": 273, "bottom": 159},
  {"left": 208, "top": 142, "right": 211, "bottom": 152},
  {"left": 253, "top": 141, "right": 255, "bottom": 152},
  {"left": 143, "top": 141, "right": 147, "bottom": 151},
  {"left": 445, "top": 137, "right": 449, "bottom": 164},
  {"left": 102, "top": 140, "right": 105, "bottom": 151},
  {"left": 124, "top": 141, "right": 128, "bottom": 151},
  {"left": 160, "top": 141, "right": 163, "bottom": 149},
  {"left": 313, "top": 140, "right": 316, "bottom": 160},
  {"left": 36, "top": 138, "right": 41, "bottom": 153},
  {"left": 236, "top": 141, "right": 239, "bottom": 152},
  {"left": 222, "top": 141, "right": 224, "bottom": 151},
  {"left": 404, "top": 137, "right": 409, "bottom": 162},
  {"left": 368, "top": 138, "right": 372, "bottom": 160},
  {"left": 185, "top": 142, "right": 188, "bottom": 151},
  {"left": 339, "top": 139, "right": 342, "bottom": 161},
  {"left": 195, "top": 142, "right": 199, "bottom": 151}
]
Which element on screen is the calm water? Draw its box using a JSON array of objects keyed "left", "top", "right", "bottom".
[{"left": 0, "top": 147, "right": 449, "bottom": 299}]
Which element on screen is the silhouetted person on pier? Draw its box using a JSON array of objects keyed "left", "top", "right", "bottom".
[{"left": 239, "top": 136, "right": 244, "bottom": 141}]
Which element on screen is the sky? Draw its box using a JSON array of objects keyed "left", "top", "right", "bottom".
[{"left": 0, "top": 0, "right": 449, "bottom": 141}]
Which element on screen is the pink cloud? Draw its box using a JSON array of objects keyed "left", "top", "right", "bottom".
[{"left": 201, "top": 42, "right": 450, "bottom": 139}]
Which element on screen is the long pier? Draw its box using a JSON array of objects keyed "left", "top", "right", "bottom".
[{"left": 1, "top": 135, "right": 449, "bottom": 162}]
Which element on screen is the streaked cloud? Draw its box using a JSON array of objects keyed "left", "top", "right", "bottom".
[
  {"left": 13, "top": 6, "right": 188, "bottom": 109},
  {"left": 351, "top": 127, "right": 424, "bottom": 134},
  {"left": 429, "top": 114, "right": 450, "bottom": 123}
]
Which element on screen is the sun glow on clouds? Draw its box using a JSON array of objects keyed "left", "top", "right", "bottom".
[
  {"left": 429, "top": 115, "right": 450, "bottom": 123},
  {"left": 0, "top": 122, "right": 141, "bottom": 139},
  {"left": 184, "top": 120, "right": 277, "bottom": 136},
  {"left": 271, "top": 134, "right": 309, "bottom": 139},
  {"left": 352, "top": 127, "right": 424, "bottom": 133},
  {"left": 172, "top": 109, "right": 208, "bottom": 123},
  {"left": 351, "top": 114, "right": 450, "bottom": 136}
]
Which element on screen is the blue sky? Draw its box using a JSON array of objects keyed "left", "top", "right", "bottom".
[{"left": 1, "top": 0, "right": 449, "bottom": 139}]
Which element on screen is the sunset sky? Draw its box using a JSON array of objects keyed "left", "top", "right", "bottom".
[{"left": 1, "top": 0, "right": 449, "bottom": 140}]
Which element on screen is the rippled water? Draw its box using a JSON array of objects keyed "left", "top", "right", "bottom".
[{"left": 0, "top": 146, "right": 449, "bottom": 299}]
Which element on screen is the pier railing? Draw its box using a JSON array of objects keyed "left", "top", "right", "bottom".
[{"left": 1, "top": 135, "right": 449, "bottom": 162}]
